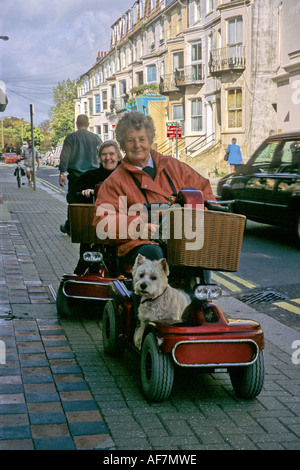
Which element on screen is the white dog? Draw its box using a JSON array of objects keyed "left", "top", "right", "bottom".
[{"left": 132, "top": 254, "right": 191, "bottom": 349}]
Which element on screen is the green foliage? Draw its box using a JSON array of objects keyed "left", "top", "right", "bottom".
[
  {"left": 49, "top": 79, "right": 77, "bottom": 147},
  {"left": 130, "top": 84, "right": 159, "bottom": 95},
  {"left": 23, "top": 127, "right": 44, "bottom": 147},
  {"left": 1, "top": 117, "right": 44, "bottom": 153}
]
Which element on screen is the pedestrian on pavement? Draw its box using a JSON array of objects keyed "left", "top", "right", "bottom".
[
  {"left": 73, "top": 140, "right": 122, "bottom": 275},
  {"left": 59, "top": 114, "right": 102, "bottom": 235},
  {"left": 225, "top": 138, "right": 243, "bottom": 172},
  {"left": 22, "top": 140, "right": 40, "bottom": 186},
  {"left": 93, "top": 111, "right": 216, "bottom": 270}
]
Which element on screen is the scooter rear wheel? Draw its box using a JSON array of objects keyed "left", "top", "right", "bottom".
[
  {"left": 229, "top": 349, "right": 264, "bottom": 399},
  {"left": 140, "top": 332, "right": 174, "bottom": 402}
]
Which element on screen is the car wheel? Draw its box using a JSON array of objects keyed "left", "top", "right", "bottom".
[
  {"left": 102, "top": 300, "right": 126, "bottom": 356},
  {"left": 140, "top": 332, "right": 174, "bottom": 402},
  {"left": 229, "top": 350, "right": 264, "bottom": 399}
]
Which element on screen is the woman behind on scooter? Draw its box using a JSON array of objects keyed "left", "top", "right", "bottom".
[{"left": 74, "top": 140, "right": 122, "bottom": 275}]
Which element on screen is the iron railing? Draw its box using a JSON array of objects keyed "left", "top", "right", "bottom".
[{"left": 209, "top": 46, "right": 246, "bottom": 74}]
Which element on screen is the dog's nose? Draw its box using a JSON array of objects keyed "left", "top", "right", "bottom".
[{"left": 140, "top": 283, "right": 147, "bottom": 291}]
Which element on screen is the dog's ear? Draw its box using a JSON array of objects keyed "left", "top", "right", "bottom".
[
  {"left": 158, "top": 258, "right": 169, "bottom": 276},
  {"left": 134, "top": 254, "right": 146, "bottom": 268}
]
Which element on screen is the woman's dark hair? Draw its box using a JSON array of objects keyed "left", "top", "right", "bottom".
[{"left": 97, "top": 140, "right": 122, "bottom": 161}]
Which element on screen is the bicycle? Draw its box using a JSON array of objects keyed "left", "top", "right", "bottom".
[{"left": 14, "top": 159, "right": 26, "bottom": 188}]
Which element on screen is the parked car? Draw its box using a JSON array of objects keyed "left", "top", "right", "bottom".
[
  {"left": 217, "top": 131, "right": 300, "bottom": 242},
  {"left": 52, "top": 141, "right": 63, "bottom": 167},
  {"left": 4, "top": 152, "right": 19, "bottom": 163}
]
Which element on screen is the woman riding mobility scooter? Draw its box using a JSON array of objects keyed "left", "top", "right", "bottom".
[{"left": 56, "top": 189, "right": 265, "bottom": 402}]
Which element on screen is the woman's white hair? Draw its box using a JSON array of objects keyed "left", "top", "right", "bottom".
[{"left": 115, "top": 112, "right": 156, "bottom": 150}]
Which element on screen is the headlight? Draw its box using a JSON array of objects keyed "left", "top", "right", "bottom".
[
  {"left": 194, "top": 284, "right": 222, "bottom": 300},
  {"left": 83, "top": 252, "right": 103, "bottom": 263}
]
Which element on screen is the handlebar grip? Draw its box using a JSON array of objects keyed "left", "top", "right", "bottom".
[{"left": 205, "top": 201, "right": 229, "bottom": 212}]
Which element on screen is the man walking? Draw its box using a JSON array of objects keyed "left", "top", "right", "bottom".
[
  {"left": 59, "top": 114, "right": 102, "bottom": 235},
  {"left": 22, "top": 140, "right": 40, "bottom": 187}
]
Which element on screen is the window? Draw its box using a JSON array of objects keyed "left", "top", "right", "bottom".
[
  {"left": 103, "top": 124, "right": 109, "bottom": 141},
  {"left": 173, "top": 104, "right": 185, "bottom": 136},
  {"left": 151, "top": 0, "right": 156, "bottom": 11},
  {"left": 178, "top": 7, "right": 182, "bottom": 32},
  {"left": 111, "top": 84, "right": 116, "bottom": 100},
  {"left": 194, "top": 0, "right": 201, "bottom": 23},
  {"left": 136, "top": 71, "right": 144, "bottom": 86},
  {"left": 206, "top": 0, "right": 214, "bottom": 13},
  {"left": 140, "top": 0, "right": 144, "bottom": 19},
  {"left": 227, "top": 17, "right": 243, "bottom": 62},
  {"left": 227, "top": 88, "right": 242, "bottom": 128},
  {"left": 173, "top": 51, "right": 184, "bottom": 83},
  {"left": 120, "top": 80, "right": 126, "bottom": 95},
  {"left": 160, "top": 20, "right": 165, "bottom": 43},
  {"left": 102, "top": 90, "right": 108, "bottom": 110},
  {"left": 95, "top": 94, "right": 100, "bottom": 114},
  {"left": 120, "top": 80, "right": 127, "bottom": 108},
  {"left": 191, "top": 42, "right": 203, "bottom": 81},
  {"left": 173, "top": 51, "right": 184, "bottom": 72},
  {"left": 168, "top": 15, "right": 172, "bottom": 39},
  {"left": 191, "top": 99, "right": 203, "bottom": 132},
  {"left": 88, "top": 98, "right": 93, "bottom": 116},
  {"left": 147, "top": 65, "right": 157, "bottom": 83}
]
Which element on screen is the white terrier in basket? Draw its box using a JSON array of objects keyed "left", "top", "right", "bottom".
[{"left": 132, "top": 254, "right": 191, "bottom": 349}]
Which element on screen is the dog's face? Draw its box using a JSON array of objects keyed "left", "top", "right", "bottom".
[{"left": 132, "top": 254, "right": 169, "bottom": 299}]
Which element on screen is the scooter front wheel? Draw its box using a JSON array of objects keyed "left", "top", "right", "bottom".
[
  {"left": 102, "top": 300, "right": 126, "bottom": 356},
  {"left": 56, "top": 284, "right": 104, "bottom": 318},
  {"left": 140, "top": 332, "right": 174, "bottom": 402}
]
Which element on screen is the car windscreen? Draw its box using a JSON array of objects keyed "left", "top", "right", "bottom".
[{"left": 250, "top": 139, "right": 300, "bottom": 171}]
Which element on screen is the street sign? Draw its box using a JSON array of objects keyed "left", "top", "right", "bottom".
[{"left": 166, "top": 125, "right": 182, "bottom": 138}]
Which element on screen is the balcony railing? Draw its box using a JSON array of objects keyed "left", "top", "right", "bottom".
[
  {"left": 209, "top": 45, "right": 246, "bottom": 75},
  {"left": 159, "top": 65, "right": 205, "bottom": 94},
  {"left": 175, "top": 65, "right": 205, "bottom": 86},
  {"left": 110, "top": 97, "right": 128, "bottom": 113}
]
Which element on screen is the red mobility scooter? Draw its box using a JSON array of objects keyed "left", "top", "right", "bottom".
[{"left": 56, "top": 190, "right": 265, "bottom": 402}]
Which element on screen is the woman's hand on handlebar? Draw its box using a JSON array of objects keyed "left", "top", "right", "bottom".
[{"left": 82, "top": 189, "right": 94, "bottom": 198}]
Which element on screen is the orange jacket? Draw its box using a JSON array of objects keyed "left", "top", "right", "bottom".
[{"left": 93, "top": 149, "right": 215, "bottom": 257}]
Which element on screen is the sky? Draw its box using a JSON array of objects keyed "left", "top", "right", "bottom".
[{"left": 0, "top": 0, "right": 135, "bottom": 126}]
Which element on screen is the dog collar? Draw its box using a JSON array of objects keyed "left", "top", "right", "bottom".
[{"left": 140, "top": 287, "right": 167, "bottom": 304}]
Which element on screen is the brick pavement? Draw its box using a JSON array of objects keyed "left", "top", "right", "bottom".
[{"left": 1, "top": 163, "right": 300, "bottom": 450}]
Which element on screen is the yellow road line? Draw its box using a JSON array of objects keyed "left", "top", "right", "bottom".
[
  {"left": 221, "top": 272, "right": 258, "bottom": 289},
  {"left": 36, "top": 178, "right": 65, "bottom": 194},
  {"left": 274, "top": 301, "right": 300, "bottom": 316},
  {"left": 292, "top": 299, "right": 300, "bottom": 305},
  {"left": 211, "top": 272, "right": 241, "bottom": 292}
]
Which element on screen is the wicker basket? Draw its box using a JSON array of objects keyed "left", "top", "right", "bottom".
[
  {"left": 166, "top": 208, "right": 246, "bottom": 272},
  {"left": 69, "top": 204, "right": 99, "bottom": 244}
]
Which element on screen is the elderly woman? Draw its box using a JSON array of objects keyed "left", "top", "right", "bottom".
[
  {"left": 74, "top": 140, "right": 122, "bottom": 275},
  {"left": 93, "top": 112, "right": 216, "bottom": 268}
]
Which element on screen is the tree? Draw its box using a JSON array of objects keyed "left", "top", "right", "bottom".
[
  {"left": 1, "top": 117, "right": 44, "bottom": 153},
  {"left": 38, "top": 120, "right": 51, "bottom": 152},
  {"left": 23, "top": 126, "right": 44, "bottom": 148},
  {"left": 49, "top": 79, "right": 77, "bottom": 147}
]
